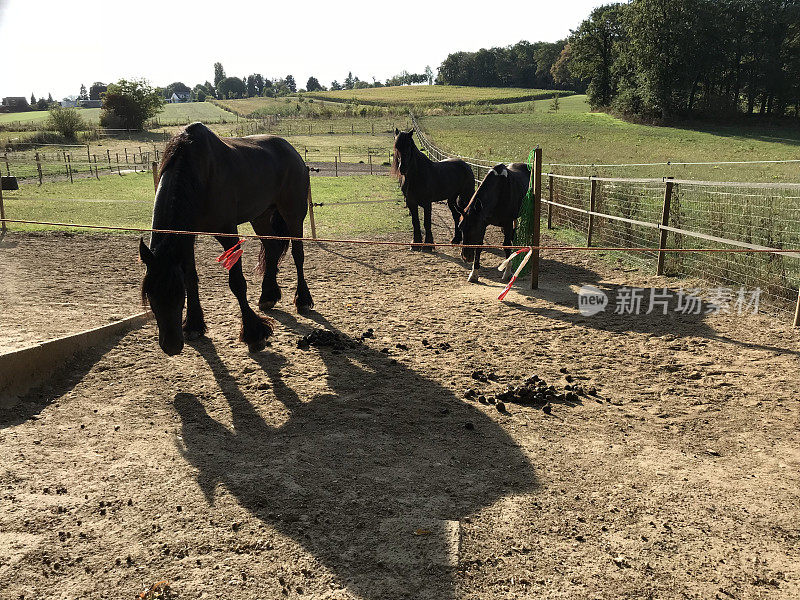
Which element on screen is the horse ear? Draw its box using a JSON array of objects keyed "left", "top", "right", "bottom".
[
  {"left": 139, "top": 237, "right": 154, "bottom": 266},
  {"left": 395, "top": 128, "right": 400, "bottom": 136},
  {"left": 408, "top": 128, "right": 415, "bottom": 136}
]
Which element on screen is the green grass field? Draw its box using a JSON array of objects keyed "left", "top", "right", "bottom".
[
  {"left": 307, "top": 85, "right": 567, "bottom": 106},
  {"left": 3, "top": 173, "right": 407, "bottom": 238},
  {"left": 0, "top": 102, "right": 235, "bottom": 127},
  {"left": 419, "top": 95, "right": 800, "bottom": 182}
]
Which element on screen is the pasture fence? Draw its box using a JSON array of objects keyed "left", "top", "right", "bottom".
[{"left": 410, "top": 113, "right": 800, "bottom": 322}]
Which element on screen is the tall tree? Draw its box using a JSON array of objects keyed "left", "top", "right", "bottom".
[
  {"left": 213, "top": 62, "right": 226, "bottom": 92},
  {"left": 568, "top": 4, "right": 627, "bottom": 108},
  {"left": 306, "top": 76, "right": 323, "bottom": 92},
  {"left": 78, "top": 84, "right": 88, "bottom": 100}
]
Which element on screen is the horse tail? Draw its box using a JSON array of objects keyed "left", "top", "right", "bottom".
[{"left": 255, "top": 211, "right": 290, "bottom": 275}]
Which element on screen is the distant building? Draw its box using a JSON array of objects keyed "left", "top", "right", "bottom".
[
  {"left": 60, "top": 99, "right": 78, "bottom": 108},
  {"left": 2, "top": 97, "right": 30, "bottom": 112},
  {"left": 79, "top": 99, "right": 102, "bottom": 108},
  {"left": 168, "top": 92, "right": 191, "bottom": 103}
]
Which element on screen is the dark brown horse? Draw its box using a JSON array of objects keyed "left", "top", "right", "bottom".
[
  {"left": 459, "top": 162, "right": 531, "bottom": 283},
  {"left": 140, "top": 122, "right": 313, "bottom": 355},
  {"left": 392, "top": 128, "right": 474, "bottom": 249}
]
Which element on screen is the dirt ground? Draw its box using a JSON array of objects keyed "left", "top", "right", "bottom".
[{"left": 1, "top": 207, "right": 799, "bottom": 599}]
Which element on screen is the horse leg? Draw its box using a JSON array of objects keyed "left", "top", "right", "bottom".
[
  {"left": 501, "top": 224, "right": 515, "bottom": 282},
  {"left": 182, "top": 237, "right": 207, "bottom": 339},
  {"left": 448, "top": 195, "right": 463, "bottom": 244},
  {"left": 290, "top": 238, "right": 314, "bottom": 312},
  {"left": 216, "top": 235, "right": 273, "bottom": 352},
  {"left": 253, "top": 211, "right": 286, "bottom": 311},
  {"left": 468, "top": 248, "right": 482, "bottom": 283},
  {"left": 421, "top": 203, "right": 434, "bottom": 252},
  {"left": 409, "top": 201, "right": 423, "bottom": 250}
]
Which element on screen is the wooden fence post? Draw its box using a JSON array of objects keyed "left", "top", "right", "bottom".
[
  {"left": 3, "top": 153, "right": 8, "bottom": 177},
  {"left": 0, "top": 171, "right": 6, "bottom": 237},
  {"left": 530, "top": 147, "right": 542, "bottom": 290},
  {"left": 547, "top": 174, "right": 553, "bottom": 229},
  {"left": 67, "top": 155, "right": 74, "bottom": 183},
  {"left": 794, "top": 290, "right": 800, "bottom": 327},
  {"left": 125, "top": 147, "right": 129, "bottom": 164},
  {"left": 587, "top": 178, "right": 597, "bottom": 247},
  {"left": 86, "top": 145, "right": 91, "bottom": 162},
  {"left": 152, "top": 162, "right": 158, "bottom": 191},
  {"left": 307, "top": 189, "right": 317, "bottom": 239},
  {"left": 334, "top": 155, "right": 338, "bottom": 177},
  {"left": 106, "top": 149, "right": 111, "bottom": 173},
  {"left": 657, "top": 178, "right": 674, "bottom": 276},
  {"left": 369, "top": 152, "right": 373, "bottom": 175},
  {"left": 36, "top": 152, "right": 43, "bottom": 185}
]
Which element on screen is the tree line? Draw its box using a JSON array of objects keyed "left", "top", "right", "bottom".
[{"left": 436, "top": 0, "right": 799, "bottom": 120}]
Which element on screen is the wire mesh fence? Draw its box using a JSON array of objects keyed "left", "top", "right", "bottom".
[{"left": 547, "top": 175, "right": 800, "bottom": 311}]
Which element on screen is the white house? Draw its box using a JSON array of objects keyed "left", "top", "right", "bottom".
[{"left": 168, "top": 92, "right": 191, "bottom": 103}]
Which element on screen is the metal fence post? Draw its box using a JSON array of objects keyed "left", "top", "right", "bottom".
[
  {"left": 657, "top": 178, "right": 674, "bottom": 276},
  {"left": 547, "top": 174, "right": 554, "bottom": 229},
  {"left": 530, "top": 147, "right": 542, "bottom": 290},
  {"left": 587, "top": 177, "right": 597, "bottom": 246}
]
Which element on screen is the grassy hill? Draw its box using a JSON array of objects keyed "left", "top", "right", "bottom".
[
  {"left": 0, "top": 102, "right": 235, "bottom": 127},
  {"left": 306, "top": 85, "right": 568, "bottom": 106},
  {"left": 418, "top": 95, "right": 800, "bottom": 182}
]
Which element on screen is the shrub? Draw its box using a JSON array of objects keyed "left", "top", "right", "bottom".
[
  {"left": 45, "top": 106, "right": 86, "bottom": 141},
  {"left": 100, "top": 78, "right": 163, "bottom": 130}
]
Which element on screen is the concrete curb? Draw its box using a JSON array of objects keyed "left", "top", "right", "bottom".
[{"left": 0, "top": 311, "right": 153, "bottom": 400}]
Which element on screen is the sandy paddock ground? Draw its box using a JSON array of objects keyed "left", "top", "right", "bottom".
[{"left": 1, "top": 207, "right": 799, "bottom": 599}]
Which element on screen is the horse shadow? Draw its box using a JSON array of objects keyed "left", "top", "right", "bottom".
[{"left": 177, "top": 312, "right": 537, "bottom": 599}]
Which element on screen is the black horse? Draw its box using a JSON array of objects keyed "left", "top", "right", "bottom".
[
  {"left": 139, "top": 122, "right": 313, "bottom": 356},
  {"left": 459, "top": 162, "right": 531, "bottom": 283},
  {"left": 392, "top": 128, "right": 474, "bottom": 249}
]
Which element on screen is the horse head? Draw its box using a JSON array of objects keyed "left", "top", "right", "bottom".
[
  {"left": 391, "top": 128, "right": 416, "bottom": 176},
  {"left": 459, "top": 164, "right": 509, "bottom": 262},
  {"left": 140, "top": 238, "right": 186, "bottom": 356}
]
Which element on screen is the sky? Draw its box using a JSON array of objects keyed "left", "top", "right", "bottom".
[{"left": 0, "top": 0, "right": 606, "bottom": 100}]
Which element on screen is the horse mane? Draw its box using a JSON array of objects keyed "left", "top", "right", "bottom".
[
  {"left": 390, "top": 147, "right": 401, "bottom": 179},
  {"left": 463, "top": 164, "right": 507, "bottom": 215},
  {"left": 391, "top": 132, "right": 427, "bottom": 180}
]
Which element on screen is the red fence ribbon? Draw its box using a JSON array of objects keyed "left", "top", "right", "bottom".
[{"left": 216, "top": 239, "right": 245, "bottom": 270}]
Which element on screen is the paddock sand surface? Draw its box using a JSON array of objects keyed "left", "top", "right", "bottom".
[{"left": 1, "top": 208, "right": 799, "bottom": 599}]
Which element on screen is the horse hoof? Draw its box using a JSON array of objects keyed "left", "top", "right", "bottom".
[
  {"left": 185, "top": 330, "right": 203, "bottom": 341},
  {"left": 259, "top": 300, "right": 277, "bottom": 311},
  {"left": 247, "top": 338, "right": 267, "bottom": 353},
  {"left": 468, "top": 270, "right": 479, "bottom": 283},
  {"left": 410, "top": 244, "right": 423, "bottom": 252},
  {"left": 420, "top": 245, "right": 434, "bottom": 253}
]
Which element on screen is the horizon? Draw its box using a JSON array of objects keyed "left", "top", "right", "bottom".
[{"left": 0, "top": 0, "right": 606, "bottom": 100}]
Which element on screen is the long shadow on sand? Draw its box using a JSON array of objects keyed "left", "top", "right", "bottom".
[
  {"left": 436, "top": 246, "right": 798, "bottom": 357},
  {"left": 176, "top": 313, "right": 536, "bottom": 599}
]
